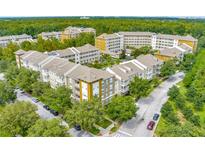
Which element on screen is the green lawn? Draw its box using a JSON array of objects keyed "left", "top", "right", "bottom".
[
  {"left": 96, "top": 118, "right": 112, "bottom": 129},
  {"left": 88, "top": 127, "right": 100, "bottom": 136}
]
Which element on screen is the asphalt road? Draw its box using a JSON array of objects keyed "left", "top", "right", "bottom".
[
  {"left": 113, "top": 72, "right": 185, "bottom": 137},
  {"left": 16, "top": 90, "right": 92, "bottom": 137}
]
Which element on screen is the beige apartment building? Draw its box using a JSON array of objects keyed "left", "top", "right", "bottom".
[
  {"left": 15, "top": 50, "right": 115, "bottom": 103},
  {"left": 0, "top": 34, "right": 33, "bottom": 47},
  {"left": 106, "top": 54, "right": 162, "bottom": 94},
  {"left": 61, "top": 26, "right": 96, "bottom": 41}
]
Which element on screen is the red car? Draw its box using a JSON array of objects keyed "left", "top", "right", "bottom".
[{"left": 147, "top": 121, "right": 155, "bottom": 130}]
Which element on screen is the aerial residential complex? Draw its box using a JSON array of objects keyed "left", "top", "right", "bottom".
[
  {"left": 61, "top": 26, "right": 96, "bottom": 41},
  {"left": 48, "top": 44, "right": 100, "bottom": 64},
  {"left": 95, "top": 31, "right": 198, "bottom": 55},
  {"left": 106, "top": 54, "right": 162, "bottom": 94},
  {"left": 15, "top": 45, "right": 162, "bottom": 102},
  {"left": 3, "top": 28, "right": 197, "bottom": 103},
  {"left": 15, "top": 49, "right": 115, "bottom": 103},
  {"left": 0, "top": 34, "right": 33, "bottom": 47}
]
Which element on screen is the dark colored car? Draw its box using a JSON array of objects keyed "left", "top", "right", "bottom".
[
  {"left": 43, "top": 105, "right": 50, "bottom": 110},
  {"left": 74, "top": 124, "right": 81, "bottom": 131},
  {"left": 153, "top": 113, "right": 160, "bottom": 121},
  {"left": 50, "top": 109, "right": 59, "bottom": 116},
  {"left": 147, "top": 121, "right": 155, "bottom": 130}
]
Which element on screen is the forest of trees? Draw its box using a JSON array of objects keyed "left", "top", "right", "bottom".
[
  {"left": 156, "top": 49, "right": 205, "bottom": 137},
  {"left": 1, "top": 17, "right": 205, "bottom": 39}
]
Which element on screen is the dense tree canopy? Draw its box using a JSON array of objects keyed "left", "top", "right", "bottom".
[
  {"left": 0, "top": 81, "right": 16, "bottom": 105},
  {"left": 106, "top": 96, "right": 137, "bottom": 122},
  {"left": 129, "top": 77, "right": 151, "bottom": 99},
  {"left": 160, "top": 59, "right": 177, "bottom": 77},
  {"left": 64, "top": 98, "right": 104, "bottom": 131},
  {"left": 0, "top": 17, "right": 205, "bottom": 38},
  {"left": 0, "top": 101, "right": 39, "bottom": 137},
  {"left": 27, "top": 119, "right": 69, "bottom": 137}
]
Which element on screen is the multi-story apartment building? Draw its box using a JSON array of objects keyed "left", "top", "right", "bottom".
[
  {"left": 95, "top": 33, "right": 123, "bottom": 55},
  {"left": 48, "top": 44, "right": 100, "bottom": 64},
  {"left": 106, "top": 54, "right": 162, "bottom": 94},
  {"left": 118, "top": 32, "right": 154, "bottom": 49},
  {"left": 0, "top": 34, "right": 33, "bottom": 47},
  {"left": 152, "top": 34, "right": 198, "bottom": 51},
  {"left": 15, "top": 50, "right": 115, "bottom": 103},
  {"left": 117, "top": 31, "right": 198, "bottom": 52},
  {"left": 39, "top": 31, "right": 63, "bottom": 40},
  {"left": 61, "top": 26, "right": 96, "bottom": 41}
]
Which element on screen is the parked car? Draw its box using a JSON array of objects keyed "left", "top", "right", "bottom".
[
  {"left": 153, "top": 113, "right": 160, "bottom": 121},
  {"left": 50, "top": 109, "right": 59, "bottom": 116},
  {"left": 74, "top": 124, "right": 81, "bottom": 131},
  {"left": 32, "top": 98, "right": 38, "bottom": 103},
  {"left": 147, "top": 121, "right": 155, "bottom": 130},
  {"left": 43, "top": 105, "right": 50, "bottom": 110}
]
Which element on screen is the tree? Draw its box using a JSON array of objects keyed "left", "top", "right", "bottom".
[
  {"left": 161, "top": 101, "right": 179, "bottom": 125},
  {"left": 129, "top": 77, "right": 151, "bottom": 100},
  {"left": 16, "top": 68, "right": 39, "bottom": 93},
  {"left": 27, "top": 119, "right": 69, "bottom": 137},
  {"left": 106, "top": 96, "right": 137, "bottom": 122},
  {"left": 0, "top": 101, "right": 39, "bottom": 137},
  {"left": 180, "top": 53, "right": 195, "bottom": 72},
  {"left": 40, "top": 86, "right": 72, "bottom": 113},
  {"left": 158, "top": 122, "right": 205, "bottom": 137},
  {"left": 119, "top": 50, "right": 126, "bottom": 59},
  {"left": 64, "top": 98, "right": 104, "bottom": 131},
  {"left": 4, "top": 64, "right": 20, "bottom": 86},
  {"left": 0, "top": 60, "right": 9, "bottom": 73},
  {"left": 160, "top": 60, "right": 176, "bottom": 77},
  {"left": 168, "top": 85, "right": 179, "bottom": 100},
  {"left": 31, "top": 81, "right": 50, "bottom": 97},
  {"left": 131, "top": 48, "right": 142, "bottom": 58},
  {"left": 0, "top": 81, "right": 16, "bottom": 105}
]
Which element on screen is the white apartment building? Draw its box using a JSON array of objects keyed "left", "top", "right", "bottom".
[
  {"left": 118, "top": 31, "right": 198, "bottom": 52},
  {"left": 118, "top": 32, "right": 154, "bottom": 48},
  {"left": 0, "top": 34, "right": 33, "bottom": 47},
  {"left": 39, "top": 31, "right": 62, "bottom": 40},
  {"left": 48, "top": 44, "right": 100, "bottom": 64},
  {"left": 106, "top": 54, "right": 162, "bottom": 94},
  {"left": 95, "top": 33, "right": 124, "bottom": 54}
]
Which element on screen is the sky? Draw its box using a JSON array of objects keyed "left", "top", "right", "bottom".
[{"left": 0, "top": 0, "right": 204, "bottom": 17}]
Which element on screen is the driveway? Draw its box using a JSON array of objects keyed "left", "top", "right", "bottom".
[{"left": 113, "top": 72, "right": 185, "bottom": 137}]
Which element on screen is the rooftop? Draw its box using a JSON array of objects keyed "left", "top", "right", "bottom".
[
  {"left": 96, "top": 33, "right": 121, "bottom": 39},
  {"left": 158, "top": 47, "right": 183, "bottom": 57},
  {"left": 136, "top": 54, "right": 163, "bottom": 68},
  {"left": 118, "top": 31, "right": 154, "bottom": 36},
  {"left": 21, "top": 51, "right": 49, "bottom": 66}
]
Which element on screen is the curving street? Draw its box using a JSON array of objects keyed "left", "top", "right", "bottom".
[{"left": 112, "top": 72, "right": 185, "bottom": 137}]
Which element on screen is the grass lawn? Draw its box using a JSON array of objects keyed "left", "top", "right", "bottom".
[
  {"left": 96, "top": 118, "right": 112, "bottom": 129},
  {"left": 88, "top": 127, "right": 100, "bottom": 136},
  {"left": 155, "top": 117, "right": 167, "bottom": 136},
  {"left": 110, "top": 124, "right": 120, "bottom": 134}
]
